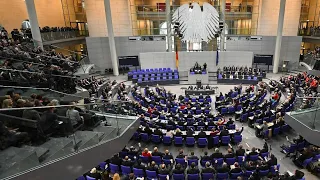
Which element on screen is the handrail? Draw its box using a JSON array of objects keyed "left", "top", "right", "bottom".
[
  {"left": 0, "top": 56, "right": 45, "bottom": 66},
  {"left": 0, "top": 67, "right": 78, "bottom": 78}
]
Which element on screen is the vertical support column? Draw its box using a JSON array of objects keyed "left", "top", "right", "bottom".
[
  {"left": 273, "top": 0, "right": 286, "bottom": 74},
  {"left": 25, "top": 0, "right": 43, "bottom": 50},
  {"left": 166, "top": 0, "right": 172, "bottom": 52},
  {"left": 104, "top": 0, "right": 119, "bottom": 76},
  {"left": 220, "top": 0, "right": 226, "bottom": 51}
]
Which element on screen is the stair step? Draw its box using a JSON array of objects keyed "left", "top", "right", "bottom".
[
  {"left": 41, "top": 137, "right": 74, "bottom": 163},
  {"left": 0, "top": 147, "right": 39, "bottom": 179},
  {"left": 21, "top": 145, "right": 50, "bottom": 162},
  {"left": 73, "top": 131, "right": 100, "bottom": 150}
]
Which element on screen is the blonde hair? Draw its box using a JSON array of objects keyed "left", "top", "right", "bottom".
[
  {"left": 2, "top": 99, "right": 13, "bottom": 108},
  {"left": 113, "top": 173, "right": 120, "bottom": 180},
  {"left": 90, "top": 168, "right": 96, "bottom": 173}
]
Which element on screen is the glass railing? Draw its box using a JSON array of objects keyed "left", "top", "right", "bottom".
[
  {"left": 287, "top": 97, "right": 320, "bottom": 131},
  {"left": 0, "top": 100, "right": 137, "bottom": 179},
  {"left": 40, "top": 30, "right": 89, "bottom": 42}
]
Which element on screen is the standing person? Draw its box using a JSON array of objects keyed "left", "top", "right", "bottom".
[
  {"left": 66, "top": 102, "right": 83, "bottom": 127},
  {"left": 203, "top": 63, "right": 207, "bottom": 70}
]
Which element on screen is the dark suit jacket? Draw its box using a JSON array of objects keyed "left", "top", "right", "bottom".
[
  {"left": 163, "top": 154, "right": 173, "bottom": 160},
  {"left": 122, "top": 160, "right": 134, "bottom": 167},
  {"left": 198, "top": 132, "right": 207, "bottom": 138},
  {"left": 201, "top": 155, "right": 211, "bottom": 161},
  {"left": 188, "top": 155, "right": 199, "bottom": 160},
  {"left": 147, "top": 166, "right": 158, "bottom": 172},
  {"left": 187, "top": 167, "right": 200, "bottom": 174},
  {"left": 152, "top": 151, "right": 163, "bottom": 157},
  {"left": 158, "top": 168, "right": 170, "bottom": 175},
  {"left": 224, "top": 153, "right": 235, "bottom": 159},
  {"left": 110, "top": 157, "right": 122, "bottom": 166},
  {"left": 201, "top": 167, "right": 215, "bottom": 174},
  {"left": 220, "top": 130, "right": 229, "bottom": 136},
  {"left": 217, "top": 167, "right": 229, "bottom": 173},
  {"left": 173, "top": 169, "right": 184, "bottom": 174},
  {"left": 211, "top": 152, "right": 224, "bottom": 159},
  {"left": 236, "top": 149, "right": 245, "bottom": 156},
  {"left": 230, "top": 167, "right": 242, "bottom": 174}
]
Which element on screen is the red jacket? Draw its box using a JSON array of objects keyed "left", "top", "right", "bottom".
[{"left": 142, "top": 151, "right": 151, "bottom": 157}]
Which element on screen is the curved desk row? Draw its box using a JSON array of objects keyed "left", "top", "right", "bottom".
[
  {"left": 217, "top": 78, "right": 258, "bottom": 85},
  {"left": 185, "top": 89, "right": 215, "bottom": 95}
]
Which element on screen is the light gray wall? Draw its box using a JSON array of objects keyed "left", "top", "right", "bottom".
[
  {"left": 226, "top": 36, "right": 302, "bottom": 70},
  {"left": 86, "top": 37, "right": 166, "bottom": 71},
  {"left": 139, "top": 51, "right": 254, "bottom": 72}
]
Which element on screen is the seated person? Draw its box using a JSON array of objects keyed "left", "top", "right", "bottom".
[
  {"left": 236, "top": 145, "right": 246, "bottom": 156},
  {"left": 40, "top": 103, "right": 60, "bottom": 135},
  {"left": 201, "top": 162, "right": 215, "bottom": 174},
  {"left": 244, "top": 161, "right": 257, "bottom": 171},
  {"left": 22, "top": 101, "right": 41, "bottom": 121},
  {"left": 141, "top": 124, "right": 152, "bottom": 135},
  {"left": 176, "top": 149, "right": 186, "bottom": 159},
  {"left": 224, "top": 148, "right": 235, "bottom": 159},
  {"left": 173, "top": 164, "right": 184, "bottom": 174},
  {"left": 201, "top": 151, "right": 211, "bottom": 162},
  {"left": 211, "top": 148, "right": 224, "bottom": 159},
  {"left": 163, "top": 150, "right": 174, "bottom": 160},
  {"left": 133, "top": 160, "right": 146, "bottom": 171},
  {"left": 151, "top": 147, "right": 163, "bottom": 157},
  {"left": 217, "top": 163, "right": 230, "bottom": 173},
  {"left": 87, "top": 168, "right": 101, "bottom": 180},
  {"left": 267, "top": 154, "right": 278, "bottom": 167},
  {"left": 186, "top": 127, "right": 194, "bottom": 137},
  {"left": 229, "top": 162, "right": 243, "bottom": 174},
  {"left": 122, "top": 156, "right": 134, "bottom": 167},
  {"left": 66, "top": 102, "right": 83, "bottom": 127},
  {"left": 141, "top": 148, "right": 152, "bottom": 157},
  {"left": 147, "top": 161, "right": 158, "bottom": 172},
  {"left": 187, "top": 162, "right": 200, "bottom": 174},
  {"left": 248, "top": 147, "right": 259, "bottom": 156},
  {"left": 158, "top": 164, "right": 170, "bottom": 175},
  {"left": 197, "top": 128, "right": 207, "bottom": 139},
  {"left": 257, "top": 161, "right": 269, "bottom": 171},
  {"left": 0, "top": 121, "right": 29, "bottom": 150},
  {"left": 205, "top": 84, "right": 210, "bottom": 89},
  {"left": 188, "top": 151, "right": 199, "bottom": 160},
  {"left": 110, "top": 154, "right": 122, "bottom": 166}
]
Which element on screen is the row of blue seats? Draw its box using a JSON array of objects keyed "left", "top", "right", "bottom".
[
  {"left": 133, "top": 133, "right": 242, "bottom": 147},
  {"left": 218, "top": 74, "right": 259, "bottom": 80},
  {"left": 137, "top": 76, "right": 179, "bottom": 83},
  {"left": 130, "top": 68, "right": 177, "bottom": 73},
  {"left": 132, "top": 72, "right": 178, "bottom": 78}
]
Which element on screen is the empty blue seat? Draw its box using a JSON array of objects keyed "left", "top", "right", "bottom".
[
  {"left": 197, "top": 138, "right": 208, "bottom": 147},
  {"left": 121, "top": 165, "right": 132, "bottom": 175},
  {"left": 141, "top": 133, "right": 149, "bottom": 142},
  {"left": 225, "top": 157, "right": 236, "bottom": 166},
  {"left": 221, "top": 108, "right": 228, "bottom": 115},
  {"left": 174, "top": 136, "right": 183, "bottom": 146},
  {"left": 163, "top": 136, "right": 172, "bottom": 145},
  {"left": 212, "top": 136, "right": 219, "bottom": 146},
  {"left": 249, "top": 155, "right": 259, "bottom": 161},
  {"left": 233, "top": 135, "right": 242, "bottom": 144},
  {"left": 174, "top": 75, "right": 179, "bottom": 79},
  {"left": 158, "top": 174, "right": 169, "bottom": 180},
  {"left": 202, "top": 173, "right": 214, "bottom": 180},
  {"left": 259, "top": 170, "right": 269, "bottom": 176},
  {"left": 240, "top": 113, "right": 248, "bottom": 122},
  {"left": 273, "top": 127, "right": 280, "bottom": 136},
  {"left": 151, "top": 134, "right": 161, "bottom": 144},
  {"left": 169, "top": 76, "right": 173, "bottom": 80},
  {"left": 221, "top": 135, "right": 230, "bottom": 145},
  {"left": 186, "top": 137, "right": 195, "bottom": 146},
  {"left": 109, "top": 163, "right": 119, "bottom": 173},
  {"left": 228, "top": 106, "right": 235, "bottom": 114},
  {"left": 213, "top": 158, "right": 224, "bottom": 166},
  {"left": 146, "top": 170, "right": 157, "bottom": 179},
  {"left": 151, "top": 156, "right": 162, "bottom": 164}
]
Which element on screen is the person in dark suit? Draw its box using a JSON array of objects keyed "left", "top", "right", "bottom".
[
  {"left": 122, "top": 156, "right": 134, "bottom": 167},
  {"left": 152, "top": 147, "right": 163, "bottom": 157},
  {"left": 219, "top": 126, "right": 229, "bottom": 137},
  {"left": 186, "top": 127, "right": 194, "bottom": 137},
  {"left": 147, "top": 161, "right": 158, "bottom": 172},
  {"left": 295, "top": 148, "right": 313, "bottom": 165},
  {"left": 248, "top": 147, "right": 259, "bottom": 156},
  {"left": 128, "top": 146, "right": 140, "bottom": 157},
  {"left": 201, "top": 152, "right": 211, "bottom": 162},
  {"left": 158, "top": 163, "right": 170, "bottom": 175},
  {"left": 267, "top": 154, "right": 278, "bottom": 167},
  {"left": 176, "top": 149, "right": 186, "bottom": 159},
  {"left": 110, "top": 154, "right": 122, "bottom": 166},
  {"left": 201, "top": 162, "right": 215, "bottom": 174},
  {"left": 173, "top": 164, "right": 184, "bottom": 174},
  {"left": 244, "top": 161, "right": 256, "bottom": 171},
  {"left": 133, "top": 160, "right": 146, "bottom": 171},
  {"left": 144, "top": 125, "right": 153, "bottom": 135},
  {"left": 211, "top": 148, "right": 224, "bottom": 159},
  {"left": 257, "top": 161, "right": 269, "bottom": 171},
  {"left": 216, "top": 163, "right": 229, "bottom": 173},
  {"left": 236, "top": 145, "right": 246, "bottom": 156},
  {"left": 224, "top": 148, "right": 235, "bottom": 159},
  {"left": 187, "top": 162, "right": 200, "bottom": 174},
  {"left": 188, "top": 151, "right": 199, "bottom": 160},
  {"left": 229, "top": 162, "right": 242, "bottom": 174},
  {"left": 163, "top": 150, "right": 173, "bottom": 160},
  {"left": 197, "top": 128, "right": 207, "bottom": 139},
  {"left": 174, "top": 128, "right": 183, "bottom": 137},
  {"left": 153, "top": 127, "right": 163, "bottom": 136},
  {"left": 40, "top": 103, "right": 59, "bottom": 134}
]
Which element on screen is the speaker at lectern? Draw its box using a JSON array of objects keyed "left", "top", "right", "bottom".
[{"left": 196, "top": 79, "right": 202, "bottom": 89}]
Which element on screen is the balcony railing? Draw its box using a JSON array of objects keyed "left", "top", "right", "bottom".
[{"left": 40, "top": 30, "right": 89, "bottom": 42}]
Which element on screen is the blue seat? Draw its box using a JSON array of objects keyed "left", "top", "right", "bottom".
[
  {"left": 202, "top": 173, "right": 214, "bottom": 180},
  {"left": 249, "top": 155, "right": 259, "bottom": 161},
  {"left": 151, "top": 134, "right": 161, "bottom": 144},
  {"left": 230, "top": 172, "right": 242, "bottom": 179},
  {"left": 174, "top": 136, "right": 183, "bottom": 146},
  {"left": 158, "top": 174, "right": 169, "bottom": 180},
  {"left": 221, "top": 108, "right": 228, "bottom": 115},
  {"left": 260, "top": 152, "right": 269, "bottom": 159},
  {"left": 228, "top": 106, "right": 235, "bottom": 114},
  {"left": 141, "top": 133, "right": 149, "bottom": 142},
  {"left": 269, "top": 164, "right": 280, "bottom": 175},
  {"left": 201, "top": 159, "right": 211, "bottom": 167},
  {"left": 121, "top": 165, "right": 132, "bottom": 175},
  {"left": 259, "top": 170, "right": 269, "bottom": 176},
  {"left": 273, "top": 127, "right": 280, "bottom": 136},
  {"left": 281, "top": 124, "right": 290, "bottom": 132},
  {"left": 163, "top": 136, "right": 172, "bottom": 145},
  {"left": 240, "top": 113, "right": 248, "bottom": 122},
  {"left": 163, "top": 159, "right": 172, "bottom": 165},
  {"left": 146, "top": 170, "right": 157, "bottom": 179},
  {"left": 212, "top": 136, "right": 219, "bottom": 146},
  {"left": 313, "top": 154, "right": 320, "bottom": 162},
  {"left": 301, "top": 157, "right": 313, "bottom": 168},
  {"left": 255, "top": 118, "right": 263, "bottom": 124},
  {"left": 85, "top": 176, "right": 96, "bottom": 180},
  {"left": 175, "top": 158, "right": 187, "bottom": 167},
  {"left": 174, "top": 75, "right": 179, "bottom": 79},
  {"left": 213, "top": 158, "right": 224, "bottom": 166},
  {"left": 99, "top": 162, "right": 107, "bottom": 170},
  {"left": 197, "top": 138, "right": 208, "bottom": 147},
  {"left": 216, "top": 172, "right": 228, "bottom": 179},
  {"left": 221, "top": 135, "right": 230, "bottom": 145},
  {"left": 186, "top": 137, "right": 195, "bottom": 146},
  {"left": 225, "top": 157, "right": 236, "bottom": 166},
  {"left": 187, "top": 174, "right": 199, "bottom": 180},
  {"left": 152, "top": 156, "right": 162, "bottom": 164},
  {"left": 133, "top": 168, "right": 145, "bottom": 177},
  {"left": 139, "top": 155, "right": 150, "bottom": 164},
  {"left": 109, "top": 163, "right": 119, "bottom": 173},
  {"left": 173, "top": 173, "right": 185, "bottom": 180},
  {"left": 237, "top": 156, "right": 246, "bottom": 165},
  {"left": 244, "top": 170, "right": 255, "bottom": 178},
  {"left": 233, "top": 135, "right": 242, "bottom": 144},
  {"left": 282, "top": 144, "right": 297, "bottom": 155},
  {"left": 187, "top": 159, "right": 199, "bottom": 166}
]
